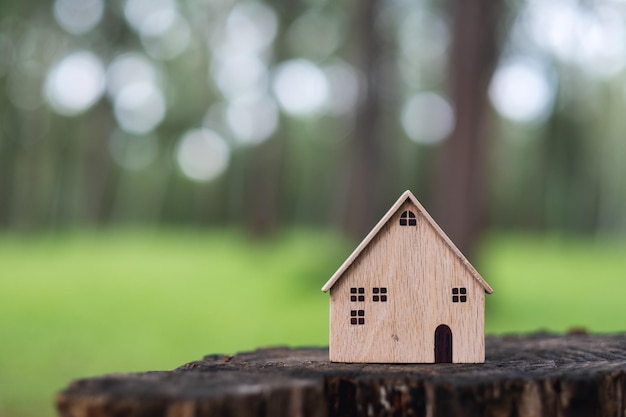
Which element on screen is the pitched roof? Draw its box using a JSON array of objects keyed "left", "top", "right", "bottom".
[{"left": 321, "top": 190, "right": 493, "bottom": 294}]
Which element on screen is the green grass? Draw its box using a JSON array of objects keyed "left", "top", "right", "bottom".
[
  {"left": 481, "top": 233, "right": 626, "bottom": 333},
  {"left": 0, "top": 229, "right": 348, "bottom": 417},
  {"left": 1, "top": 229, "right": 626, "bottom": 417}
]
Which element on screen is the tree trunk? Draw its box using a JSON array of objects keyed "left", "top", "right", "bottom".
[
  {"left": 433, "top": 0, "right": 503, "bottom": 257},
  {"left": 343, "top": 0, "right": 385, "bottom": 240},
  {"left": 57, "top": 333, "right": 626, "bottom": 417},
  {"left": 82, "top": 102, "right": 116, "bottom": 225}
]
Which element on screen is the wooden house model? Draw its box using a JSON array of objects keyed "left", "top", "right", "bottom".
[{"left": 322, "top": 190, "right": 493, "bottom": 363}]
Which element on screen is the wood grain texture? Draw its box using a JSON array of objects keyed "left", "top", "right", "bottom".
[
  {"left": 56, "top": 334, "right": 626, "bottom": 417},
  {"left": 322, "top": 190, "right": 492, "bottom": 293},
  {"left": 327, "top": 195, "right": 488, "bottom": 363}
]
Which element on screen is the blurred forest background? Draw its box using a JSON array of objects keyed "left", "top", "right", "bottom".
[
  {"left": 2, "top": 0, "right": 626, "bottom": 244},
  {"left": 2, "top": 0, "right": 626, "bottom": 416}
]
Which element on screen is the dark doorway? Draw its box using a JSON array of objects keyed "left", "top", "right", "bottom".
[{"left": 434, "top": 324, "right": 453, "bottom": 363}]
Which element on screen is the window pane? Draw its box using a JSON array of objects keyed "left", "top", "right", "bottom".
[
  {"left": 351, "top": 288, "right": 357, "bottom": 294},
  {"left": 373, "top": 295, "right": 379, "bottom": 302},
  {"left": 381, "top": 295, "right": 387, "bottom": 302},
  {"left": 351, "top": 318, "right": 357, "bottom": 325},
  {"left": 400, "top": 219, "right": 407, "bottom": 226},
  {"left": 358, "top": 310, "right": 364, "bottom": 316},
  {"left": 381, "top": 288, "right": 387, "bottom": 294},
  {"left": 358, "top": 318, "right": 365, "bottom": 325},
  {"left": 351, "top": 296, "right": 357, "bottom": 302},
  {"left": 408, "top": 211, "right": 416, "bottom": 218},
  {"left": 408, "top": 219, "right": 417, "bottom": 226},
  {"left": 460, "top": 287, "right": 467, "bottom": 294},
  {"left": 351, "top": 310, "right": 357, "bottom": 316},
  {"left": 358, "top": 288, "right": 364, "bottom": 294},
  {"left": 358, "top": 295, "right": 364, "bottom": 302},
  {"left": 460, "top": 296, "right": 467, "bottom": 302},
  {"left": 452, "top": 288, "right": 459, "bottom": 294},
  {"left": 373, "top": 288, "right": 379, "bottom": 294},
  {"left": 453, "top": 296, "right": 459, "bottom": 302}
]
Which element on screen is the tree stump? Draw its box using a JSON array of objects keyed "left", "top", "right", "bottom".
[{"left": 56, "top": 333, "right": 626, "bottom": 417}]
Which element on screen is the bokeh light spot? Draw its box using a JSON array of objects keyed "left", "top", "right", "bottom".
[
  {"left": 401, "top": 92, "right": 455, "bottom": 144},
  {"left": 53, "top": 0, "right": 104, "bottom": 35},
  {"left": 272, "top": 59, "right": 329, "bottom": 117},
  {"left": 523, "top": 1, "right": 626, "bottom": 79},
  {"left": 226, "top": 94, "right": 278, "bottom": 145},
  {"left": 489, "top": 59, "right": 555, "bottom": 124},
  {"left": 176, "top": 129, "right": 230, "bottom": 182},
  {"left": 140, "top": 10, "right": 191, "bottom": 60},
  {"left": 106, "top": 53, "right": 159, "bottom": 99},
  {"left": 44, "top": 51, "right": 105, "bottom": 116},
  {"left": 224, "top": 2, "right": 278, "bottom": 54},
  {"left": 113, "top": 82, "right": 166, "bottom": 134},
  {"left": 213, "top": 53, "right": 268, "bottom": 100},
  {"left": 124, "top": 0, "right": 175, "bottom": 32}
]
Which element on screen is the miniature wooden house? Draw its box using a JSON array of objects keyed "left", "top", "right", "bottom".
[{"left": 322, "top": 190, "right": 493, "bottom": 363}]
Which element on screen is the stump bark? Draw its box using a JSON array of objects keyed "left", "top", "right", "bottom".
[{"left": 56, "top": 333, "right": 626, "bottom": 417}]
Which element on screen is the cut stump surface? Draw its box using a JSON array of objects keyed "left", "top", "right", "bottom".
[{"left": 56, "top": 333, "right": 626, "bottom": 417}]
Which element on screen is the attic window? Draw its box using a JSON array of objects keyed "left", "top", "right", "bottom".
[
  {"left": 373, "top": 287, "right": 387, "bottom": 302},
  {"left": 452, "top": 287, "right": 467, "bottom": 303},
  {"left": 350, "top": 287, "right": 365, "bottom": 302},
  {"left": 400, "top": 210, "right": 417, "bottom": 226},
  {"left": 350, "top": 310, "right": 365, "bottom": 325}
]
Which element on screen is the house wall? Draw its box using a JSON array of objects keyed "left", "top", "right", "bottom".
[{"left": 329, "top": 200, "right": 485, "bottom": 363}]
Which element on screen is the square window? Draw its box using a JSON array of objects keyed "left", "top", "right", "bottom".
[
  {"left": 350, "top": 295, "right": 357, "bottom": 302},
  {"left": 358, "top": 288, "right": 365, "bottom": 294},
  {"left": 350, "top": 310, "right": 365, "bottom": 325},
  {"left": 452, "top": 287, "right": 468, "bottom": 303},
  {"left": 351, "top": 288, "right": 357, "bottom": 294},
  {"left": 371, "top": 287, "right": 388, "bottom": 302},
  {"left": 358, "top": 295, "right": 365, "bottom": 302}
]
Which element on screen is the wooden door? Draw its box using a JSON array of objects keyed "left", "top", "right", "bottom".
[{"left": 434, "top": 324, "right": 453, "bottom": 363}]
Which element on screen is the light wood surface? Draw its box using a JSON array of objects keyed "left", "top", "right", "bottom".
[
  {"left": 323, "top": 191, "right": 491, "bottom": 363},
  {"left": 322, "top": 190, "right": 492, "bottom": 293}
]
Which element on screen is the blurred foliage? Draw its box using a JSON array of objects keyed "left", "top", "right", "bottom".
[{"left": 0, "top": 0, "right": 625, "bottom": 236}]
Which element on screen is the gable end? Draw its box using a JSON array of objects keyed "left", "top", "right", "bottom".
[{"left": 322, "top": 190, "right": 493, "bottom": 294}]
